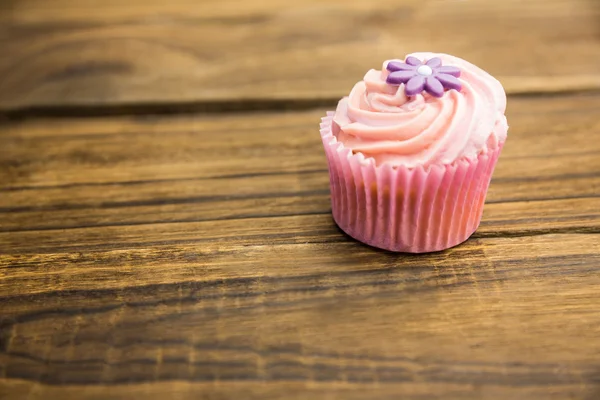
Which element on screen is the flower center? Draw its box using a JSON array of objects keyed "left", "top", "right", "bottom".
[{"left": 416, "top": 65, "right": 433, "bottom": 76}]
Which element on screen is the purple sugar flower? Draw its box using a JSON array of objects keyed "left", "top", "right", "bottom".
[{"left": 386, "top": 56, "right": 462, "bottom": 98}]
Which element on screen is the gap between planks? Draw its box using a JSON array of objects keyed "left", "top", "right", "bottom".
[{"left": 1, "top": 89, "right": 600, "bottom": 121}]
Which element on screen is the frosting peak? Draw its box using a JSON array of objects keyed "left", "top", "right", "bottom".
[{"left": 332, "top": 53, "right": 508, "bottom": 167}]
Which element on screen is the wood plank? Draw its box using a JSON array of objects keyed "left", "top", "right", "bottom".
[
  {"left": 2, "top": 219, "right": 600, "bottom": 293},
  {"left": 2, "top": 380, "right": 600, "bottom": 400},
  {"left": 1, "top": 234, "right": 600, "bottom": 398},
  {"left": 1, "top": 0, "right": 599, "bottom": 110},
  {"left": 1, "top": 93, "right": 599, "bottom": 234}
]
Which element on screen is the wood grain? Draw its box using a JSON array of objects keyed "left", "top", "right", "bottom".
[
  {"left": 1, "top": 0, "right": 600, "bottom": 111},
  {"left": 1, "top": 234, "right": 600, "bottom": 399},
  {"left": 1, "top": 90, "right": 600, "bottom": 399},
  {"left": 1, "top": 93, "right": 599, "bottom": 234},
  {"left": 2, "top": 0, "right": 600, "bottom": 398}
]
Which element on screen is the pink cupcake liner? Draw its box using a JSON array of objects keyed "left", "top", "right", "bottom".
[{"left": 320, "top": 112, "right": 504, "bottom": 253}]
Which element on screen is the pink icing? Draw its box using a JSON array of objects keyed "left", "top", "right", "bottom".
[{"left": 332, "top": 52, "right": 508, "bottom": 167}]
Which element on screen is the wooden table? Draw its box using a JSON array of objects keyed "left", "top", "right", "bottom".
[{"left": 1, "top": 1, "right": 599, "bottom": 399}]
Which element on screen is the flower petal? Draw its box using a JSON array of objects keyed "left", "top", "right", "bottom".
[
  {"left": 405, "top": 76, "right": 426, "bottom": 96},
  {"left": 425, "top": 76, "right": 444, "bottom": 97},
  {"left": 436, "top": 73, "right": 462, "bottom": 91},
  {"left": 436, "top": 66, "right": 461, "bottom": 77},
  {"left": 405, "top": 56, "right": 422, "bottom": 66},
  {"left": 386, "top": 71, "right": 416, "bottom": 84},
  {"left": 386, "top": 61, "right": 416, "bottom": 72},
  {"left": 426, "top": 57, "right": 442, "bottom": 68}
]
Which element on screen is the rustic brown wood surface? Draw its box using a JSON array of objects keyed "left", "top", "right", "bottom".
[
  {"left": 1, "top": 0, "right": 600, "bottom": 111},
  {"left": 1, "top": 0, "right": 600, "bottom": 399}
]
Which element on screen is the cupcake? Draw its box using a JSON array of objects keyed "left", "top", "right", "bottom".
[{"left": 320, "top": 52, "right": 508, "bottom": 253}]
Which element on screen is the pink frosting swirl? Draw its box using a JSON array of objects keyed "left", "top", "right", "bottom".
[{"left": 332, "top": 52, "right": 508, "bottom": 167}]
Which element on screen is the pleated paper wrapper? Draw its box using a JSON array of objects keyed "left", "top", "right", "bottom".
[{"left": 320, "top": 112, "right": 504, "bottom": 253}]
